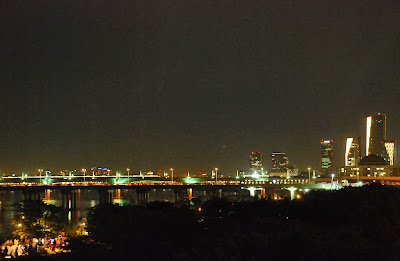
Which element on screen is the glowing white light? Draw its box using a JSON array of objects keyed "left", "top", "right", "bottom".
[
  {"left": 345, "top": 137, "right": 353, "bottom": 166},
  {"left": 366, "top": 116, "right": 372, "bottom": 155},
  {"left": 247, "top": 187, "right": 256, "bottom": 197}
]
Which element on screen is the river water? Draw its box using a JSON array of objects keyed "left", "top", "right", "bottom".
[{"left": 0, "top": 188, "right": 178, "bottom": 235}]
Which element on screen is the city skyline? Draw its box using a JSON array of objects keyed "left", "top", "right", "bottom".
[
  {"left": 0, "top": 111, "right": 399, "bottom": 176},
  {"left": 1, "top": 0, "right": 400, "bottom": 174}
]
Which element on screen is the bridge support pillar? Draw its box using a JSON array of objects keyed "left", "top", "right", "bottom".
[
  {"left": 174, "top": 189, "right": 186, "bottom": 203},
  {"left": 212, "top": 188, "right": 222, "bottom": 198},
  {"left": 0, "top": 191, "right": 5, "bottom": 211},
  {"left": 115, "top": 189, "right": 121, "bottom": 199},
  {"left": 22, "top": 190, "right": 41, "bottom": 201},
  {"left": 136, "top": 188, "right": 150, "bottom": 206},
  {"left": 44, "top": 189, "right": 51, "bottom": 202},
  {"left": 71, "top": 190, "right": 80, "bottom": 209},
  {"left": 61, "top": 190, "right": 70, "bottom": 209},
  {"left": 61, "top": 190, "right": 80, "bottom": 209},
  {"left": 261, "top": 188, "right": 266, "bottom": 199},
  {"left": 187, "top": 188, "right": 193, "bottom": 200},
  {"left": 98, "top": 189, "right": 114, "bottom": 205}
]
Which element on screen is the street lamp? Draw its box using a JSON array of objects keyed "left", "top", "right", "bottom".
[
  {"left": 331, "top": 174, "right": 335, "bottom": 190},
  {"left": 127, "top": 168, "right": 130, "bottom": 183},
  {"left": 308, "top": 168, "right": 311, "bottom": 183},
  {"left": 170, "top": 168, "right": 174, "bottom": 183},
  {"left": 38, "top": 169, "right": 43, "bottom": 184},
  {"left": 81, "top": 169, "right": 87, "bottom": 183},
  {"left": 215, "top": 168, "right": 218, "bottom": 182},
  {"left": 116, "top": 171, "right": 120, "bottom": 183}
]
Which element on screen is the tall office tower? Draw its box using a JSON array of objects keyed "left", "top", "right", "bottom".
[
  {"left": 271, "top": 152, "right": 289, "bottom": 172},
  {"left": 249, "top": 152, "right": 263, "bottom": 173},
  {"left": 366, "top": 113, "right": 387, "bottom": 159},
  {"left": 321, "top": 140, "right": 333, "bottom": 173},
  {"left": 345, "top": 137, "right": 361, "bottom": 166},
  {"left": 384, "top": 141, "right": 396, "bottom": 165}
]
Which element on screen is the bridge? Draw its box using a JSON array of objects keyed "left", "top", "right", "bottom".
[{"left": 0, "top": 174, "right": 393, "bottom": 210}]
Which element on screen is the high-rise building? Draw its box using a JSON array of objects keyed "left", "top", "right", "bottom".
[
  {"left": 366, "top": 113, "right": 387, "bottom": 159},
  {"left": 384, "top": 140, "right": 396, "bottom": 165},
  {"left": 249, "top": 152, "right": 263, "bottom": 173},
  {"left": 321, "top": 140, "right": 333, "bottom": 173},
  {"left": 271, "top": 152, "right": 289, "bottom": 172},
  {"left": 345, "top": 137, "right": 361, "bottom": 166}
]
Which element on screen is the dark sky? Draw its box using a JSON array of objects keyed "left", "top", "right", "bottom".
[{"left": 1, "top": 0, "right": 400, "bottom": 175}]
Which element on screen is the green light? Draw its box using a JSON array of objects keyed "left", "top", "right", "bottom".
[
  {"left": 112, "top": 178, "right": 128, "bottom": 184},
  {"left": 182, "top": 177, "right": 201, "bottom": 184}
]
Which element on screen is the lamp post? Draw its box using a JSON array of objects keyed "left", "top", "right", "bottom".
[
  {"left": 215, "top": 168, "right": 218, "bottom": 183},
  {"left": 82, "top": 169, "right": 87, "bottom": 183},
  {"left": 308, "top": 168, "right": 311, "bottom": 183},
  {"left": 127, "top": 168, "right": 130, "bottom": 183},
  {"left": 38, "top": 169, "right": 43, "bottom": 184},
  {"left": 170, "top": 168, "right": 174, "bottom": 183},
  {"left": 331, "top": 174, "right": 335, "bottom": 190}
]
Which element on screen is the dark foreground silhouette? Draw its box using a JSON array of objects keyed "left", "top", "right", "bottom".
[{"left": 8, "top": 183, "right": 400, "bottom": 260}]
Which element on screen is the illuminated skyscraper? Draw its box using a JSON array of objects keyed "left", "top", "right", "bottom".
[
  {"left": 321, "top": 140, "right": 333, "bottom": 173},
  {"left": 271, "top": 152, "right": 289, "bottom": 172},
  {"left": 384, "top": 140, "right": 396, "bottom": 165},
  {"left": 345, "top": 137, "right": 361, "bottom": 166},
  {"left": 366, "top": 113, "right": 387, "bottom": 159},
  {"left": 249, "top": 152, "right": 263, "bottom": 173}
]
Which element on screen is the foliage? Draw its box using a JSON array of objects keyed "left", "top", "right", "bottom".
[
  {"left": 44, "top": 183, "right": 400, "bottom": 260},
  {"left": 86, "top": 201, "right": 199, "bottom": 260},
  {"left": 12, "top": 200, "right": 69, "bottom": 239}
]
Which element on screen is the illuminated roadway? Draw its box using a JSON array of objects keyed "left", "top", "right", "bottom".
[{"left": 0, "top": 174, "right": 397, "bottom": 192}]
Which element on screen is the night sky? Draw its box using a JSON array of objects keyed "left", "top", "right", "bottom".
[{"left": 1, "top": 0, "right": 400, "bottom": 175}]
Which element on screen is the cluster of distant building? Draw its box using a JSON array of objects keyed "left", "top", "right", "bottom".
[
  {"left": 248, "top": 112, "right": 398, "bottom": 178},
  {"left": 344, "top": 112, "right": 395, "bottom": 166},
  {"left": 339, "top": 112, "right": 398, "bottom": 177},
  {"left": 247, "top": 151, "right": 293, "bottom": 178},
  {"left": 4, "top": 112, "right": 397, "bottom": 179}
]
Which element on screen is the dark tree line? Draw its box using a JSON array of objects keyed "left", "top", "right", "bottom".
[{"left": 16, "top": 183, "right": 400, "bottom": 260}]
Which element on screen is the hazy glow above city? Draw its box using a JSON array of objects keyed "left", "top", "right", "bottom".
[{"left": 1, "top": 0, "right": 399, "bottom": 175}]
